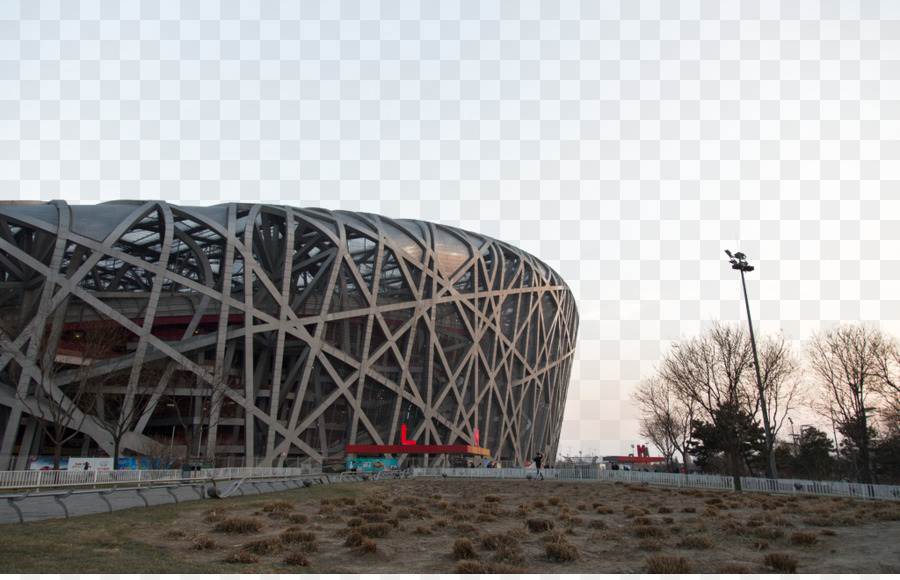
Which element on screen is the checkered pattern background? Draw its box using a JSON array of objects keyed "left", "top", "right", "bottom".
[{"left": 2, "top": 0, "right": 899, "bottom": 463}]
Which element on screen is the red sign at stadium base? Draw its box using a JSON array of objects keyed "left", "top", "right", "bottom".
[{"left": 345, "top": 444, "right": 491, "bottom": 456}]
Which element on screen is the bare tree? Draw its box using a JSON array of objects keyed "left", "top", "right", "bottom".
[
  {"left": 807, "top": 323, "right": 885, "bottom": 484},
  {"left": 5, "top": 304, "right": 106, "bottom": 470},
  {"left": 660, "top": 322, "right": 755, "bottom": 490},
  {"left": 161, "top": 351, "right": 232, "bottom": 465},
  {"left": 750, "top": 333, "right": 805, "bottom": 479},
  {"left": 872, "top": 333, "right": 900, "bottom": 425},
  {"left": 91, "top": 357, "right": 170, "bottom": 467},
  {"left": 632, "top": 375, "right": 694, "bottom": 471}
]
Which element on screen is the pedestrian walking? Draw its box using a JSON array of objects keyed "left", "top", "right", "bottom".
[{"left": 533, "top": 451, "right": 544, "bottom": 480}]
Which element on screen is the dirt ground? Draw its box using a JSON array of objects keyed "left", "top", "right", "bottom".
[{"left": 142, "top": 478, "right": 900, "bottom": 574}]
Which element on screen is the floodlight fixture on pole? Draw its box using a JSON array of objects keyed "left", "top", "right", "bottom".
[{"left": 725, "top": 249, "right": 778, "bottom": 480}]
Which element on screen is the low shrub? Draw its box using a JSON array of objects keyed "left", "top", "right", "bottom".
[
  {"left": 287, "top": 513, "right": 309, "bottom": 524},
  {"left": 682, "top": 506, "right": 697, "bottom": 513},
  {"left": 344, "top": 532, "right": 366, "bottom": 547},
  {"left": 715, "top": 562, "right": 751, "bottom": 573},
  {"left": 484, "top": 494, "right": 501, "bottom": 503},
  {"left": 545, "top": 541, "right": 579, "bottom": 562},
  {"left": 225, "top": 549, "right": 259, "bottom": 564},
  {"left": 646, "top": 554, "right": 692, "bottom": 574},
  {"left": 790, "top": 531, "right": 819, "bottom": 546},
  {"left": 754, "top": 539, "right": 770, "bottom": 551},
  {"left": 358, "top": 538, "right": 377, "bottom": 554},
  {"left": 589, "top": 519, "right": 608, "bottom": 530},
  {"left": 638, "top": 539, "right": 662, "bottom": 551},
  {"left": 163, "top": 528, "right": 188, "bottom": 540},
  {"left": 241, "top": 537, "right": 283, "bottom": 555},
  {"left": 455, "top": 560, "right": 485, "bottom": 573},
  {"left": 548, "top": 496, "right": 561, "bottom": 506},
  {"left": 633, "top": 525, "right": 665, "bottom": 539},
  {"left": 633, "top": 516, "right": 653, "bottom": 526},
  {"left": 658, "top": 506, "right": 673, "bottom": 514},
  {"left": 356, "top": 523, "right": 392, "bottom": 538},
  {"left": 494, "top": 543, "right": 524, "bottom": 564},
  {"left": 677, "top": 534, "right": 715, "bottom": 549},
  {"left": 191, "top": 534, "right": 217, "bottom": 550},
  {"left": 283, "top": 552, "right": 310, "bottom": 566},
  {"left": 526, "top": 518, "right": 556, "bottom": 533},
  {"left": 453, "top": 538, "right": 477, "bottom": 560},
  {"left": 753, "top": 526, "right": 784, "bottom": 540},
  {"left": 764, "top": 552, "right": 799, "bottom": 573},
  {"left": 480, "top": 532, "right": 519, "bottom": 550},
  {"left": 263, "top": 500, "right": 294, "bottom": 513},
  {"left": 486, "top": 562, "right": 526, "bottom": 573},
  {"left": 415, "top": 524, "right": 433, "bottom": 535},
  {"left": 216, "top": 517, "right": 264, "bottom": 534},
  {"left": 820, "top": 528, "right": 837, "bottom": 536}
]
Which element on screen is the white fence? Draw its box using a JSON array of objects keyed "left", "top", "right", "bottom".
[
  {"left": 409, "top": 466, "right": 900, "bottom": 501},
  {"left": 0, "top": 466, "right": 317, "bottom": 491}
]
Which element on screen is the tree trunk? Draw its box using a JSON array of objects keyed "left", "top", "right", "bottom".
[{"left": 730, "top": 446, "right": 743, "bottom": 492}]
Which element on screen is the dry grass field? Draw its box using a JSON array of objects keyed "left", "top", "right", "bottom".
[{"left": 3, "top": 477, "right": 900, "bottom": 573}]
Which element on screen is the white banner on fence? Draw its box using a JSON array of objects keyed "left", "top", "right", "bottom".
[{"left": 66, "top": 457, "right": 114, "bottom": 471}]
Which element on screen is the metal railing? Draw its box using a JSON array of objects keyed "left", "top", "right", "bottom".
[
  {"left": 0, "top": 466, "right": 317, "bottom": 491},
  {"left": 409, "top": 467, "right": 900, "bottom": 501}
]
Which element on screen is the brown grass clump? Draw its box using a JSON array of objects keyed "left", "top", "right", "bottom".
[
  {"left": 415, "top": 525, "right": 433, "bottom": 535},
  {"left": 163, "top": 528, "right": 188, "bottom": 540},
  {"left": 701, "top": 505, "right": 721, "bottom": 518},
  {"left": 753, "top": 526, "right": 785, "bottom": 539},
  {"left": 346, "top": 516, "right": 366, "bottom": 527},
  {"left": 484, "top": 494, "right": 501, "bottom": 503},
  {"left": 526, "top": 518, "right": 556, "bottom": 533},
  {"left": 646, "top": 554, "right": 692, "bottom": 573},
  {"left": 455, "top": 560, "right": 485, "bottom": 573},
  {"left": 596, "top": 505, "right": 615, "bottom": 514},
  {"left": 480, "top": 532, "right": 519, "bottom": 550},
  {"left": 455, "top": 523, "right": 479, "bottom": 537},
  {"left": 287, "top": 513, "right": 308, "bottom": 524},
  {"left": 517, "top": 503, "right": 533, "bottom": 517},
  {"left": 677, "top": 534, "right": 715, "bottom": 549},
  {"left": 225, "top": 549, "right": 259, "bottom": 564},
  {"left": 203, "top": 508, "right": 229, "bottom": 523},
  {"left": 344, "top": 531, "right": 366, "bottom": 547},
  {"left": 356, "top": 523, "right": 392, "bottom": 538},
  {"left": 486, "top": 562, "right": 527, "bottom": 573},
  {"left": 358, "top": 538, "right": 377, "bottom": 554},
  {"left": 589, "top": 519, "right": 608, "bottom": 529},
  {"left": 215, "top": 517, "right": 264, "bottom": 534},
  {"left": 262, "top": 500, "right": 294, "bottom": 513},
  {"left": 494, "top": 543, "right": 524, "bottom": 564},
  {"left": 533, "top": 500, "right": 546, "bottom": 509},
  {"left": 682, "top": 506, "right": 697, "bottom": 513},
  {"left": 790, "top": 531, "right": 819, "bottom": 546},
  {"left": 705, "top": 496, "right": 724, "bottom": 505},
  {"left": 452, "top": 538, "right": 477, "bottom": 560},
  {"left": 280, "top": 530, "right": 317, "bottom": 552},
  {"left": 820, "top": 528, "right": 837, "bottom": 536},
  {"left": 632, "top": 515, "right": 653, "bottom": 526},
  {"left": 545, "top": 541, "right": 579, "bottom": 562},
  {"left": 548, "top": 496, "right": 561, "bottom": 506},
  {"left": 658, "top": 505, "right": 673, "bottom": 514},
  {"left": 191, "top": 534, "right": 217, "bottom": 550},
  {"left": 715, "top": 562, "right": 751, "bottom": 573},
  {"left": 241, "top": 537, "right": 283, "bottom": 555},
  {"left": 764, "top": 552, "right": 799, "bottom": 573},
  {"left": 638, "top": 539, "right": 662, "bottom": 551},
  {"left": 283, "top": 552, "right": 310, "bottom": 566},
  {"left": 633, "top": 525, "right": 665, "bottom": 539},
  {"left": 754, "top": 539, "right": 770, "bottom": 551}
]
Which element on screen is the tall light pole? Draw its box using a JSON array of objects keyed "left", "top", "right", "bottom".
[{"left": 725, "top": 250, "right": 778, "bottom": 480}]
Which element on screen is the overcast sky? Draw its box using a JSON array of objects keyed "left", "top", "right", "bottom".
[{"left": 3, "top": 1, "right": 900, "bottom": 460}]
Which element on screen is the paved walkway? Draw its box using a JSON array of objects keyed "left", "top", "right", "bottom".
[{"left": 0, "top": 477, "right": 307, "bottom": 524}]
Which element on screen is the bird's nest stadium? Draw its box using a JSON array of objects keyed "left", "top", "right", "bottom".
[{"left": 0, "top": 201, "right": 578, "bottom": 469}]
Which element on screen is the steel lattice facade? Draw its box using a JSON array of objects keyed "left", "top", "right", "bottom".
[{"left": 0, "top": 201, "right": 578, "bottom": 469}]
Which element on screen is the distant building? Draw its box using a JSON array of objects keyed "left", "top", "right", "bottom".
[{"left": 0, "top": 201, "right": 579, "bottom": 469}]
